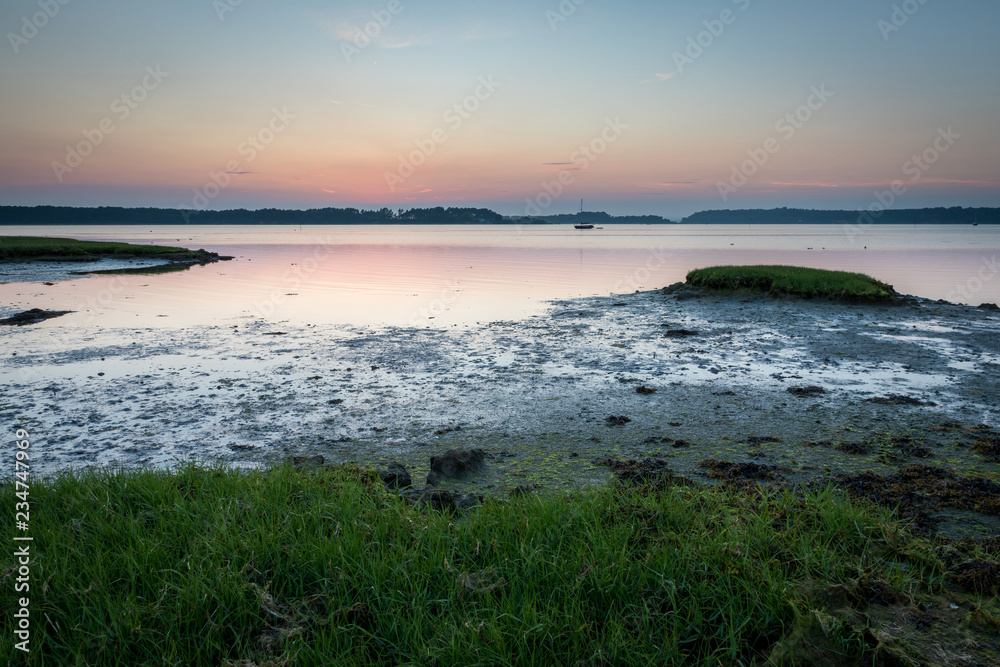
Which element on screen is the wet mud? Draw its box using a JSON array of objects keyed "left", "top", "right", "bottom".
[{"left": 2, "top": 285, "right": 998, "bottom": 529}]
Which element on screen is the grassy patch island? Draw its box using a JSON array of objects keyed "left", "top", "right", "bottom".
[
  {"left": 0, "top": 235, "right": 228, "bottom": 274},
  {"left": 686, "top": 265, "right": 898, "bottom": 303},
  {"left": 2, "top": 463, "right": 998, "bottom": 666}
]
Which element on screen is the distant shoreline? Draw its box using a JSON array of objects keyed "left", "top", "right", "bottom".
[{"left": 1, "top": 204, "right": 997, "bottom": 226}]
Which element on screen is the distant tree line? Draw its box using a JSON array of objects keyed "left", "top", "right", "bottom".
[
  {"left": 0, "top": 205, "right": 996, "bottom": 226},
  {"left": 526, "top": 212, "right": 674, "bottom": 225},
  {"left": 0, "top": 206, "right": 507, "bottom": 225},
  {"left": 680, "top": 207, "right": 999, "bottom": 225}
]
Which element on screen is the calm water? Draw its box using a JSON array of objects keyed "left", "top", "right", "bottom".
[{"left": 2, "top": 224, "right": 998, "bottom": 327}]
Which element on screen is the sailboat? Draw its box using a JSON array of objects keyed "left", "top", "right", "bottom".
[{"left": 574, "top": 199, "right": 594, "bottom": 229}]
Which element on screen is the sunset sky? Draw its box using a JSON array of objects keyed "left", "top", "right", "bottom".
[{"left": 1, "top": 0, "right": 998, "bottom": 218}]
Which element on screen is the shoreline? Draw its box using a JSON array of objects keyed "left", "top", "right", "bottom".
[{"left": 4, "top": 285, "right": 998, "bottom": 531}]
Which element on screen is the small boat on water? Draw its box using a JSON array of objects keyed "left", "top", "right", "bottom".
[{"left": 574, "top": 199, "right": 594, "bottom": 229}]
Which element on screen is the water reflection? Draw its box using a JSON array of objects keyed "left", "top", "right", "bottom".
[{"left": 1, "top": 224, "right": 996, "bottom": 327}]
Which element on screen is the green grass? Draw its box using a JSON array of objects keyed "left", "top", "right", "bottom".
[
  {"left": 5, "top": 463, "right": 994, "bottom": 666},
  {"left": 0, "top": 236, "right": 212, "bottom": 262},
  {"left": 686, "top": 265, "right": 897, "bottom": 302}
]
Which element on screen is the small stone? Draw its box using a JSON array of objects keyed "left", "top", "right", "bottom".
[
  {"left": 379, "top": 462, "right": 411, "bottom": 489},
  {"left": 429, "top": 448, "right": 486, "bottom": 479},
  {"left": 787, "top": 386, "right": 826, "bottom": 397}
]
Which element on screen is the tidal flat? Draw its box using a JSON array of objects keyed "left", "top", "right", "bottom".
[
  {"left": 4, "top": 284, "right": 999, "bottom": 533},
  {"left": 4, "top": 282, "right": 1000, "bottom": 665}
]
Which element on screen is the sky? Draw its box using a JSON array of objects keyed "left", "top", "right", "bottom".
[{"left": 1, "top": 0, "right": 998, "bottom": 219}]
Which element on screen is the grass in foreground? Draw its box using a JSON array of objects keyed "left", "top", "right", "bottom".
[
  {"left": 0, "top": 236, "right": 212, "bottom": 262},
  {"left": 686, "top": 265, "right": 897, "bottom": 302},
  {"left": 3, "top": 464, "right": 998, "bottom": 666}
]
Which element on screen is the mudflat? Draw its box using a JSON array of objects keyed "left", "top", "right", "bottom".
[{"left": 4, "top": 284, "right": 998, "bottom": 531}]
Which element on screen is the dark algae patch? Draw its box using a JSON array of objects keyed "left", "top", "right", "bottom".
[
  {"left": 697, "top": 457, "right": 788, "bottom": 486},
  {"left": 0, "top": 307, "right": 71, "bottom": 325},
  {"left": 835, "top": 464, "right": 1000, "bottom": 534},
  {"left": 972, "top": 433, "right": 1000, "bottom": 462},
  {"left": 592, "top": 456, "right": 694, "bottom": 487},
  {"left": 787, "top": 385, "right": 827, "bottom": 397},
  {"left": 685, "top": 264, "right": 898, "bottom": 303},
  {"left": 868, "top": 394, "right": 939, "bottom": 407}
]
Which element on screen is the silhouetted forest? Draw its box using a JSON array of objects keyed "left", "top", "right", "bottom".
[
  {"left": 680, "top": 207, "right": 999, "bottom": 225},
  {"left": 0, "top": 206, "right": 506, "bottom": 226},
  {"left": 528, "top": 212, "right": 673, "bottom": 225},
  {"left": 0, "top": 205, "right": 996, "bottom": 226}
]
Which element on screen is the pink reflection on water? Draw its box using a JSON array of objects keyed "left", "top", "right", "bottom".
[{"left": 1, "top": 224, "right": 997, "bottom": 327}]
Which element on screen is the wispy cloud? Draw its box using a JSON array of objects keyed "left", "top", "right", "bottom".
[
  {"left": 920, "top": 178, "right": 1000, "bottom": 186},
  {"left": 640, "top": 72, "right": 676, "bottom": 84},
  {"left": 382, "top": 36, "right": 432, "bottom": 49},
  {"left": 226, "top": 170, "right": 254, "bottom": 175},
  {"left": 313, "top": 12, "right": 429, "bottom": 51},
  {"left": 641, "top": 180, "right": 698, "bottom": 189},
  {"left": 542, "top": 162, "right": 584, "bottom": 172},
  {"left": 766, "top": 181, "right": 842, "bottom": 188}
]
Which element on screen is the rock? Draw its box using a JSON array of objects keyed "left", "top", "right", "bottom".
[
  {"left": 663, "top": 328, "right": 700, "bottom": 338},
  {"left": 978, "top": 303, "right": 1000, "bottom": 311},
  {"left": 426, "top": 471, "right": 441, "bottom": 487},
  {"left": 0, "top": 308, "right": 72, "bottom": 326},
  {"left": 636, "top": 386, "right": 657, "bottom": 395},
  {"left": 291, "top": 455, "right": 325, "bottom": 470},
  {"left": 605, "top": 415, "right": 631, "bottom": 425},
  {"left": 787, "top": 386, "right": 826, "bottom": 397},
  {"left": 401, "top": 487, "right": 482, "bottom": 513},
  {"left": 429, "top": 448, "right": 485, "bottom": 479},
  {"left": 378, "top": 462, "right": 411, "bottom": 489}
]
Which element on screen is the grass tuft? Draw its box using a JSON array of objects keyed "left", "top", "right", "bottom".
[
  {"left": 685, "top": 265, "right": 897, "bottom": 303},
  {"left": 2, "top": 464, "right": 996, "bottom": 665}
]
